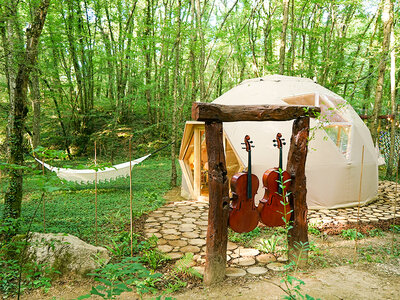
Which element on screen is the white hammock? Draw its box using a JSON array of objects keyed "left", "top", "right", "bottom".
[{"left": 35, "top": 154, "right": 151, "bottom": 184}]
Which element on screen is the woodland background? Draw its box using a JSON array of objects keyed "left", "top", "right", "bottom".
[{"left": 0, "top": 0, "right": 399, "bottom": 216}]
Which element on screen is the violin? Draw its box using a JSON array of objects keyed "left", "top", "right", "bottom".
[
  {"left": 259, "top": 133, "right": 292, "bottom": 227},
  {"left": 229, "top": 135, "right": 260, "bottom": 233}
]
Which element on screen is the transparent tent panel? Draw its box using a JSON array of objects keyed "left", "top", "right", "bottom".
[
  {"left": 324, "top": 125, "right": 351, "bottom": 157},
  {"left": 183, "top": 133, "right": 195, "bottom": 186},
  {"left": 182, "top": 129, "right": 242, "bottom": 198}
]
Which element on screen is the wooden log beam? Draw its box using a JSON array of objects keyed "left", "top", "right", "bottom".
[
  {"left": 286, "top": 116, "right": 310, "bottom": 266},
  {"left": 204, "top": 121, "right": 230, "bottom": 285},
  {"left": 192, "top": 102, "right": 321, "bottom": 122}
]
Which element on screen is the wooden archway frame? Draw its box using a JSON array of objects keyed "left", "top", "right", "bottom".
[{"left": 191, "top": 102, "right": 321, "bottom": 285}]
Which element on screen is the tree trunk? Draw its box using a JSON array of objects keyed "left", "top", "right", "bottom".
[
  {"left": 195, "top": 0, "right": 205, "bottom": 100},
  {"left": 30, "top": 70, "right": 41, "bottom": 150},
  {"left": 386, "top": 27, "right": 396, "bottom": 177},
  {"left": 3, "top": 0, "right": 51, "bottom": 220},
  {"left": 2, "top": 1, "right": 22, "bottom": 158},
  {"left": 170, "top": 0, "right": 181, "bottom": 187},
  {"left": 279, "top": 0, "right": 289, "bottom": 75},
  {"left": 371, "top": 0, "right": 393, "bottom": 144}
]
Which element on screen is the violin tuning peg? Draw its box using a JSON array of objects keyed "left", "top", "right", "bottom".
[
  {"left": 242, "top": 147, "right": 246, "bottom": 149},
  {"left": 283, "top": 142, "right": 286, "bottom": 145},
  {"left": 273, "top": 139, "right": 277, "bottom": 142},
  {"left": 251, "top": 145, "right": 255, "bottom": 148},
  {"left": 273, "top": 144, "right": 277, "bottom": 147},
  {"left": 241, "top": 143, "right": 245, "bottom": 145},
  {"left": 250, "top": 141, "right": 253, "bottom": 143},
  {"left": 281, "top": 138, "right": 285, "bottom": 141}
]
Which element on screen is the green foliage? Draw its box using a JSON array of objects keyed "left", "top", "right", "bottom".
[
  {"left": 162, "top": 253, "right": 202, "bottom": 294},
  {"left": 340, "top": 229, "right": 365, "bottom": 240},
  {"left": 307, "top": 226, "right": 321, "bottom": 236},
  {"left": 228, "top": 227, "right": 263, "bottom": 246},
  {"left": 0, "top": 223, "right": 60, "bottom": 298},
  {"left": 257, "top": 234, "right": 283, "bottom": 254},
  {"left": 0, "top": 157, "right": 174, "bottom": 245},
  {"left": 140, "top": 236, "right": 170, "bottom": 271},
  {"left": 84, "top": 257, "right": 162, "bottom": 299},
  {"left": 367, "top": 228, "right": 384, "bottom": 237},
  {"left": 358, "top": 243, "right": 400, "bottom": 263},
  {"left": 280, "top": 275, "right": 320, "bottom": 300},
  {"left": 389, "top": 225, "right": 400, "bottom": 233}
]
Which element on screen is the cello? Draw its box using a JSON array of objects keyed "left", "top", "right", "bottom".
[
  {"left": 259, "top": 133, "right": 292, "bottom": 227},
  {"left": 229, "top": 135, "right": 259, "bottom": 233}
]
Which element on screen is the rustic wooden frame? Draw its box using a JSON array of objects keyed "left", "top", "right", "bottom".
[{"left": 191, "top": 102, "right": 321, "bottom": 285}]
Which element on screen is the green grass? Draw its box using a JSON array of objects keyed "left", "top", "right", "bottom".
[{"left": 0, "top": 156, "right": 179, "bottom": 246}]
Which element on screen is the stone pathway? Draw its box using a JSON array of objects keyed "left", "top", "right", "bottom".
[{"left": 144, "top": 180, "right": 399, "bottom": 277}]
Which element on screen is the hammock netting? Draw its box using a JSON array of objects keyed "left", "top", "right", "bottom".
[{"left": 35, "top": 154, "right": 151, "bottom": 184}]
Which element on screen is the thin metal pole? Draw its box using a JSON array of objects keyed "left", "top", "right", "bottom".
[
  {"left": 129, "top": 139, "right": 133, "bottom": 257},
  {"left": 355, "top": 145, "right": 365, "bottom": 259},
  {"left": 42, "top": 158, "right": 46, "bottom": 233},
  {"left": 95, "top": 141, "right": 98, "bottom": 243}
]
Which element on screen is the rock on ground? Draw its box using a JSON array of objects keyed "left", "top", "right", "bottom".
[{"left": 28, "top": 232, "right": 109, "bottom": 277}]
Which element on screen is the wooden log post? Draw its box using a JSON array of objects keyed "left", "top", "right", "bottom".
[
  {"left": 203, "top": 121, "right": 230, "bottom": 285},
  {"left": 192, "top": 102, "right": 320, "bottom": 122},
  {"left": 286, "top": 116, "right": 310, "bottom": 266}
]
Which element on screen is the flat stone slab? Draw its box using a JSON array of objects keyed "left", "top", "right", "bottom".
[
  {"left": 158, "top": 245, "right": 173, "bottom": 253},
  {"left": 227, "top": 241, "right": 238, "bottom": 250},
  {"left": 247, "top": 266, "right": 268, "bottom": 275},
  {"left": 168, "top": 252, "right": 183, "bottom": 260},
  {"left": 267, "top": 262, "right": 286, "bottom": 272},
  {"left": 181, "top": 218, "right": 196, "bottom": 223},
  {"left": 157, "top": 239, "right": 167, "bottom": 245},
  {"left": 168, "top": 240, "right": 188, "bottom": 247},
  {"left": 226, "top": 267, "right": 247, "bottom": 277},
  {"left": 182, "top": 232, "right": 199, "bottom": 239},
  {"left": 162, "top": 223, "right": 178, "bottom": 229},
  {"left": 146, "top": 232, "right": 162, "bottom": 238},
  {"left": 180, "top": 245, "right": 201, "bottom": 253},
  {"left": 256, "top": 253, "right": 277, "bottom": 264},
  {"left": 178, "top": 224, "right": 197, "bottom": 232},
  {"left": 164, "top": 234, "right": 181, "bottom": 240},
  {"left": 189, "top": 238, "right": 206, "bottom": 246},
  {"left": 232, "top": 257, "right": 256, "bottom": 266},
  {"left": 161, "top": 229, "right": 180, "bottom": 235},
  {"left": 238, "top": 248, "right": 260, "bottom": 256},
  {"left": 194, "top": 221, "right": 208, "bottom": 226}
]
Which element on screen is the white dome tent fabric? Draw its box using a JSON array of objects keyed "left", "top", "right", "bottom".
[{"left": 179, "top": 75, "right": 379, "bottom": 209}]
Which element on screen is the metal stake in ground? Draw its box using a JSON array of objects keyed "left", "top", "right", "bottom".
[
  {"left": 95, "top": 141, "right": 98, "bottom": 243},
  {"left": 42, "top": 157, "right": 46, "bottom": 233},
  {"left": 355, "top": 145, "right": 365, "bottom": 259},
  {"left": 129, "top": 138, "right": 133, "bottom": 257}
]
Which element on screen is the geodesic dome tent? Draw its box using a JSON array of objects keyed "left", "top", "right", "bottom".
[{"left": 179, "top": 75, "right": 379, "bottom": 209}]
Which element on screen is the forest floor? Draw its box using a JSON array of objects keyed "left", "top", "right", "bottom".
[
  {"left": 20, "top": 233, "right": 400, "bottom": 300},
  {"left": 20, "top": 201, "right": 400, "bottom": 300},
  {"left": 3, "top": 166, "right": 399, "bottom": 300}
]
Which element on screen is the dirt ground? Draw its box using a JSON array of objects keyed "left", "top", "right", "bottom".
[{"left": 19, "top": 233, "right": 400, "bottom": 300}]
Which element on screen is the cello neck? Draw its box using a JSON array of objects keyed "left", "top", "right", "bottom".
[{"left": 247, "top": 148, "right": 252, "bottom": 199}]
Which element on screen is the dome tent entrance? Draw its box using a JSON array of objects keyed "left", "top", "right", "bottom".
[{"left": 179, "top": 75, "right": 378, "bottom": 209}]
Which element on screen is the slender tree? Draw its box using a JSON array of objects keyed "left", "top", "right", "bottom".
[
  {"left": 3, "top": 0, "right": 51, "bottom": 220},
  {"left": 370, "top": 0, "right": 393, "bottom": 145}
]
